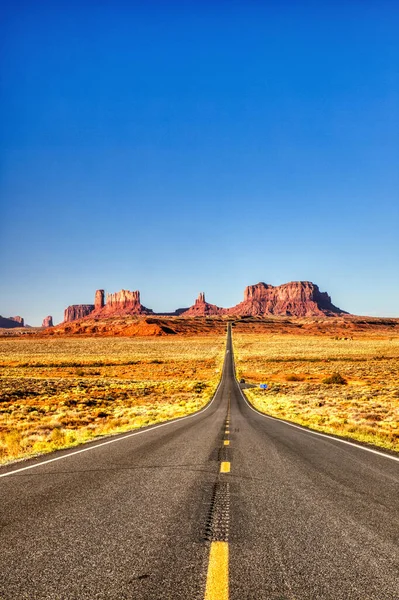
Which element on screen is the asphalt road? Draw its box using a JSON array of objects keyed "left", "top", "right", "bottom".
[{"left": 1, "top": 326, "right": 398, "bottom": 599}]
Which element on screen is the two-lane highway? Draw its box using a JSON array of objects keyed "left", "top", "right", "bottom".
[{"left": 1, "top": 326, "right": 398, "bottom": 599}]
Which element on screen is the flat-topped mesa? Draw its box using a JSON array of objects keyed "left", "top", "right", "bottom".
[
  {"left": 64, "top": 304, "right": 95, "bottom": 322},
  {"left": 244, "top": 283, "right": 273, "bottom": 302},
  {"left": 181, "top": 292, "right": 224, "bottom": 317},
  {"left": 99, "top": 289, "right": 153, "bottom": 316},
  {"left": 63, "top": 287, "right": 152, "bottom": 321},
  {"left": 61, "top": 280, "right": 348, "bottom": 322},
  {"left": 10, "top": 316, "right": 24, "bottom": 326},
  {"left": 0, "top": 316, "right": 25, "bottom": 328},
  {"left": 106, "top": 289, "right": 141, "bottom": 308},
  {"left": 228, "top": 281, "right": 346, "bottom": 317},
  {"left": 42, "top": 315, "right": 53, "bottom": 328}
]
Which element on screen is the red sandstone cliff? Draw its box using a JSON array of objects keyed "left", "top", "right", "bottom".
[
  {"left": 0, "top": 316, "right": 25, "bottom": 328},
  {"left": 42, "top": 316, "right": 54, "bottom": 328},
  {"left": 63, "top": 288, "right": 151, "bottom": 322},
  {"left": 64, "top": 304, "right": 95, "bottom": 322},
  {"left": 227, "top": 281, "right": 346, "bottom": 317},
  {"left": 62, "top": 281, "right": 346, "bottom": 323},
  {"left": 181, "top": 293, "right": 224, "bottom": 317},
  {"left": 95, "top": 289, "right": 105, "bottom": 310},
  {"left": 95, "top": 289, "right": 152, "bottom": 316},
  {"left": 10, "top": 316, "right": 24, "bottom": 326}
]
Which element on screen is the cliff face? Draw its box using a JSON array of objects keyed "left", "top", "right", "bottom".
[
  {"left": 227, "top": 281, "right": 345, "bottom": 317},
  {"left": 63, "top": 288, "right": 152, "bottom": 322},
  {"left": 0, "top": 316, "right": 25, "bottom": 328},
  {"left": 106, "top": 289, "right": 142, "bottom": 310},
  {"left": 97, "top": 289, "right": 152, "bottom": 316},
  {"left": 180, "top": 283, "right": 344, "bottom": 317},
  {"left": 64, "top": 304, "right": 95, "bottom": 322},
  {"left": 42, "top": 316, "right": 53, "bottom": 328},
  {"left": 95, "top": 289, "right": 105, "bottom": 310},
  {"left": 181, "top": 293, "right": 225, "bottom": 316},
  {"left": 10, "top": 316, "right": 24, "bottom": 326},
  {"left": 61, "top": 281, "right": 346, "bottom": 323}
]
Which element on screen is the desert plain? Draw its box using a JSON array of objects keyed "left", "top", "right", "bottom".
[
  {"left": 1, "top": 315, "right": 399, "bottom": 463},
  {"left": 0, "top": 333, "right": 225, "bottom": 463}
]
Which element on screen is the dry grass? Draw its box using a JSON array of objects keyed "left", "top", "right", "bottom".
[
  {"left": 233, "top": 333, "right": 399, "bottom": 452},
  {"left": 0, "top": 336, "right": 225, "bottom": 463}
]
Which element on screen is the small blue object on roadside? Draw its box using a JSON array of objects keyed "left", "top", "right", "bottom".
[{"left": 260, "top": 384, "right": 268, "bottom": 390}]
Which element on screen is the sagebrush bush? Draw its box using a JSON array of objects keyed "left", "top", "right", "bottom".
[
  {"left": 323, "top": 372, "right": 347, "bottom": 385},
  {"left": 286, "top": 374, "right": 305, "bottom": 382}
]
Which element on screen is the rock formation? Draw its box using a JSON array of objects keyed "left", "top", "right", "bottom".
[
  {"left": 106, "top": 289, "right": 141, "bottom": 310},
  {"left": 181, "top": 283, "right": 344, "bottom": 317},
  {"left": 99, "top": 289, "right": 152, "bottom": 316},
  {"left": 64, "top": 304, "right": 95, "bottom": 322},
  {"left": 61, "top": 281, "right": 346, "bottom": 323},
  {"left": 95, "top": 289, "right": 105, "bottom": 310},
  {"left": 64, "top": 288, "right": 152, "bottom": 322},
  {"left": 181, "top": 292, "right": 225, "bottom": 317},
  {"left": 10, "top": 316, "right": 24, "bottom": 326},
  {"left": 227, "top": 281, "right": 345, "bottom": 317},
  {"left": 42, "top": 316, "right": 53, "bottom": 328},
  {"left": 0, "top": 316, "right": 25, "bottom": 328}
]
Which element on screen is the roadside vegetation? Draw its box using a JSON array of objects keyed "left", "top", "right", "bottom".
[
  {"left": 233, "top": 334, "right": 399, "bottom": 452},
  {"left": 0, "top": 336, "right": 225, "bottom": 463}
]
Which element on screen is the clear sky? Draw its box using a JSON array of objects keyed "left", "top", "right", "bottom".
[{"left": 1, "top": 1, "right": 398, "bottom": 325}]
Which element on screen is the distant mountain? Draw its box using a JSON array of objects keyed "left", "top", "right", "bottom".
[
  {"left": 180, "top": 282, "right": 346, "bottom": 317},
  {"left": 181, "top": 293, "right": 224, "bottom": 316},
  {"left": 60, "top": 281, "right": 347, "bottom": 323},
  {"left": 225, "top": 281, "right": 346, "bottom": 317},
  {"left": 0, "top": 315, "right": 25, "bottom": 328},
  {"left": 64, "top": 289, "right": 152, "bottom": 322}
]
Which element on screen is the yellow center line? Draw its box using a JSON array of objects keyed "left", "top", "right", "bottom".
[
  {"left": 204, "top": 541, "right": 229, "bottom": 600},
  {"left": 224, "top": 440, "right": 230, "bottom": 446},
  {"left": 220, "top": 461, "right": 230, "bottom": 473}
]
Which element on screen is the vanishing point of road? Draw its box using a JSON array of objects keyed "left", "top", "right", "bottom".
[{"left": 1, "top": 325, "right": 398, "bottom": 599}]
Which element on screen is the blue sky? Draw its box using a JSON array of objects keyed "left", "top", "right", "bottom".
[{"left": 1, "top": 1, "right": 398, "bottom": 325}]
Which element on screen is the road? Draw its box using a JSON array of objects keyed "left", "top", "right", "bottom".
[{"left": 1, "top": 325, "right": 398, "bottom": 599}]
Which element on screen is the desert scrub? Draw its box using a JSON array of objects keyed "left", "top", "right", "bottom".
[
  {"left": 323, "top": 372, "right": 347, "bottom": 385},
  {"left": 0, "top": 336, "right": 225, "bottom": 463},
  {"left": 233, "top": 333, "right": 399, "bottom": 452}
]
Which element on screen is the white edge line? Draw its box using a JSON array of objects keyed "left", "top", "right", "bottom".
[
  {"left": 0, "top": 333, "right": 230, "bottom": 479},
  {"left": 237, "top": 381, "right": 399, "bottom": 463},
  {"left": 230, "top": 339, "right": 399, "bottom": 464}
]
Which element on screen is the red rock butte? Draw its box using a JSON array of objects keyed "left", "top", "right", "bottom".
[
  {"left": 181, "top": 282, "right": 345, "bottom": 317},
  {"left": 64, "top": 289, "right": 152, "bottom": 322},
  {"left": 227, "top": 281, "right": 345, "bottom": 317},
  {"left": 42, "top": 316, "right": 53, "bottom": 328},
  {"left": 0, "top": 315, "right": 25, "bottom": 328},
  {"left": 98, "top": 290, "right": 152, "bottom": 316},
  {"left": 62, "top": 281, "right": 346, "bottom": 323},
  {"left": 182, "top": 292, "right": 224, "bottom": 317}
]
